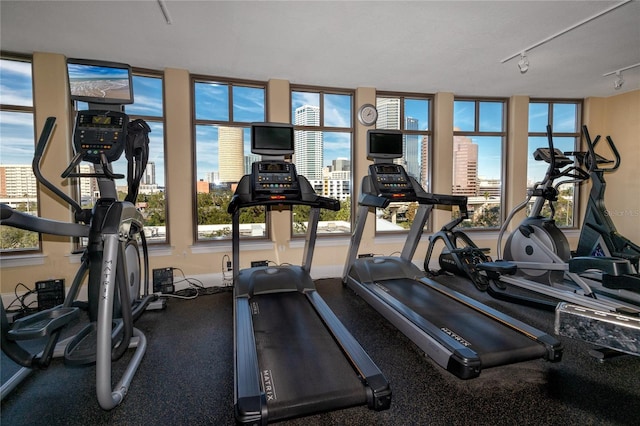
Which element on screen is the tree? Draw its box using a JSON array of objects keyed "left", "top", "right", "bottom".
[{"left": 0, "top": 226, "right": 39, "bottom": 250}]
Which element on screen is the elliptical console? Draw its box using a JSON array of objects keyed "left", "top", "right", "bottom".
[{"left": 74, "top": 110, "right": 128, "bottom": 164}]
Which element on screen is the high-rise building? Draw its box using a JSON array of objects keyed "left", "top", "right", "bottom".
[
  {"left": 143, "top": 161, "right": 156, "bottom": 185},
  {"left": 293, "top": 105, "right": 322, "bottom": 180},
  {"left": 218, "top": 126, "right": 244, "bottom": 184},
  {"left": 452, "top": 135, "right": 479, "bottom": 196},
  {"left": 332, "top": 157, "right": 350, "bottom": 172},
  {"left": 420, "top": 135, "right": 429, "bottom": 189},
  {"left": 376, "top": 98, "right": 400, "bottom": 129},
  {"left": 404, "top": 117, "right": 420, "bottom": 181},
  {"left": 0, "top": 165, "right": 37, "bottom": 198},
  {"left": 205, "top": 171, "right": 220, "bottom": 184}
]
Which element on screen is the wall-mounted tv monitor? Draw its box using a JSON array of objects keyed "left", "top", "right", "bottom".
[
  {"left": 67, "top": 58, "right": 134, "bottom": 105},
  {"left": 367, "top": 129, "right": 403, "bottom": 159},
  {"left": 251, "top": 122, "right": 295, "bottom": 156}
]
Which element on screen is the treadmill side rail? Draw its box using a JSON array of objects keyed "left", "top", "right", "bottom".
[
  {"left": 306, "top": 290, "right": 392, "bottom": 411},
  {"left": 234, "top": 297, "right": 267, "bottom": 425}
]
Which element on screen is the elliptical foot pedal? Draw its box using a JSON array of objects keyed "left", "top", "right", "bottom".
[
  {"left": 476, "top": 261, "right": 517, "bottom": 279},
  {"left": 64, "top": 319, "right": 124, "bottom": 366},
  {"left": 8, "top": 307, "right": 79, "bottom": 341}
]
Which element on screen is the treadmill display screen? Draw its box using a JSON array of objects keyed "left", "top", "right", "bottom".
[
  {"left": 375, "top": 165, "right": 401, "bottom": 174},
  {"left": 368, "top": 130, "right": 403, "bottom": 159}
]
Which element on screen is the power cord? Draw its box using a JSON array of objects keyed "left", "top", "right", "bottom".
[
  {"left": 5, "top": 283, "right": 38, "bottom": 319},
  {"left": 160, "top": 267, "right": 232, "bottom": 301}
]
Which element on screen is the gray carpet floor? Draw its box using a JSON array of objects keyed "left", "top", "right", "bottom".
[{"left": 2, "top": 275, "right": 640, "bottom": 425}]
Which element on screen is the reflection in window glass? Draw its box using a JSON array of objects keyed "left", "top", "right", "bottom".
[
  {"left": 0, "top": 58, "right": 38, "bottom": 252},
  {"left": 194, "top": 79, "right": 266, "bottom": 240},
  {"left": 527, "top": 100, "right": 582, "bottom": 227},
  {"left": 292, "top": 89, "right": 352, "bottom": 235},
  {"left": 453, "top": 99, "right": 506, "bottom": 229},
  {"left": 376, "top": 95, "right": 432, "bottom": 232}
]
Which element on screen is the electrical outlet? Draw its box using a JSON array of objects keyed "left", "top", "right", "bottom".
[{"left": 226, "top": 261, "right": 232, "bottom": 271}]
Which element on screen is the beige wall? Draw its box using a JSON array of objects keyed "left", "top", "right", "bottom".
[
  {"left": 1, "top": 50, "right": 639, "bottom": 297},
  {"left": 583, "top": 91, "right": 640, "bottom": 245}
]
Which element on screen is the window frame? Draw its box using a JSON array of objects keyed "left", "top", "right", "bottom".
[
  {"left": 191, "top": 74, "right": 268, "bottom": 243},
  {"left": 0, "top": 53, "right": 40, "bottom": 254},
  {"left": 290, "top": 84, "right": 355, "bottom": 237},
  {"left": 453, "top": 96, "right": 508, "bottom": 229}
]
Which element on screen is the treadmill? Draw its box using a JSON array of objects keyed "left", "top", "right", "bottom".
[
  {"left": 229, "top": 123, "right": 391, "bottom": 424},
  {"left": 342, "top": 129, "right": 563, "bottom": 380}
]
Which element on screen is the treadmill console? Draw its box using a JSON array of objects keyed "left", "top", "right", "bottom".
[
  {"left": 369, "top": 163, "right": 416, "bottom": 199},
  {"left": 73, "top": 110, "right": 128, "bottom": 164},
  {"left": 251, "top": 160, "right": 301, "bottom": 201}
]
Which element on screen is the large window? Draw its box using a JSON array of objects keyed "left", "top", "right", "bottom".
[
  {"left": 375, "top": 93, "right": 432, "bottom": 232},
  {"left": 528, "top": 100, "right": 582, "bottom": 227},
  {"left": 453, "top": 98, "right": 506, "bottom": 229},
  {"left": 291, "top": 87, "right": 353, "bottom": 236},
  {"left": 193, "top": 77, "right": 266, "bottom": 241},
  {"left": 0, "top": 56, "right": 38, "bottom": 252}
]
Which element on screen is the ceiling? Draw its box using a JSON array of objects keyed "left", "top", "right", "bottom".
[{"left": 1, "top": 0, "right": 639, "bottom": 99}]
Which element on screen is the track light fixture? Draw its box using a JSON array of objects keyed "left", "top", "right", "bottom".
[
  {"left": 517, "top": 52, "right": 529, "bottom": 74},
  {"left": 500, "top": 1, "right": 632, "bottom": 74},
  {"left": 614, "top": 71, "right": 624, "bottom": 90},
  {"left": 603, "top": 63, "right": 639, "bottom": 90}
]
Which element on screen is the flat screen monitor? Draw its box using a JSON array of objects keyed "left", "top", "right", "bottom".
[
  {"left": 367, "top": 129, "right": 403, "bottom": 159},
  {"left": 251, "top": 123, "right": 294, "bottom": 156},
  {"left": 67, "top": 58, "right": 134, "bottom": 105}
]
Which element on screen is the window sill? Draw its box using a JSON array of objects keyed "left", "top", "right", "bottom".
[{"left": 0, "top": 253, "right": 46, "bottom": 268}]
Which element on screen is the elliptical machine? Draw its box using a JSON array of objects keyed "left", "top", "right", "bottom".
[
  {"left": 1, "top": 59, "right": 155, "bottom": 409},
  {"left": 476, "top": 125, "right": 640, "bottom": 356},
  {"left": 575, "top": 126, "right": 640, "bottom": 271}
]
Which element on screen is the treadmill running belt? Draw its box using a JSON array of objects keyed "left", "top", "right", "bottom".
[
  {"left": 379, "top": 279, "right": 548, "bottom": 367},
  {"left": 251, "top": 292, "right": 367, "bottom": 421}
]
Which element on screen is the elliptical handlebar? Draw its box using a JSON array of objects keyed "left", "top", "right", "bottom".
[
  {"left": 545, "top": 124, "right": 558, "bottom": 175},
  {"left": 32, "top": 117, "right": 83, "bottom": 215},
  {"left": 582, "top": 125, "right": 621, "bottom": 173}
]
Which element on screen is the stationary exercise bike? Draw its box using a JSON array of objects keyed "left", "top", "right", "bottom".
[
  {"left": 575, "top": 126, "right": 640, "bottom": 271},
  {"left": 423, "top": 203, "right": 493, "bottom": 291},
  {"left": 1, "top": 60, "right": 155, "bottom": 409}
]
